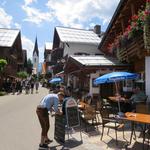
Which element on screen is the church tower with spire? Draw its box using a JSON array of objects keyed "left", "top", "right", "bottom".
[{"left": 32, "top": 37, "right": 39, "bottom": 74}]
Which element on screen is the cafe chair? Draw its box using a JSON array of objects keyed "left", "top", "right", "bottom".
[
  {"left": 81, "top": 105, "right": 98, "bottom": 132},
  {"left": 100, "top": 106, "right": 125, "bottom": 145},
  {"left": 95, "top": 100, "right": 103, "bottom": 124},
  {"left": 102, "top": 98, "right": 115, "bottom": 112}
]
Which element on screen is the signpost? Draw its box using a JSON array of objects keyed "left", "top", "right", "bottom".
[{"left": 65, "top": 97, "right": 82, "bottom": 141}]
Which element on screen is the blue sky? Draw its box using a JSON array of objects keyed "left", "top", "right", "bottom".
[{"left": 0, "top": 0, "right": 120, "bottom": 62}]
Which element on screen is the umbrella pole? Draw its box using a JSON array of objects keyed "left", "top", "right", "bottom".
[{"left": 114, "top": 81, "right": 121, "bottom": 112}]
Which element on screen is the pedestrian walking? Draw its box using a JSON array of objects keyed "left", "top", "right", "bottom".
[
  {"left": 36, "top": 92, "right": 64, "bottom": 149},
  {"left": 35, "top": 80, "right": 39, "bottom": 93},
  {"left": 30, "top": 80, "right": 34, "bottom": 94},
  {"left": 25, "top": 80, "right": 29, "bottom": 94},
  {"left": 16, "top": 80, "right": 21, "bottom": 95},
  {"left": 11, "top": 79, "right": 16, "bottom": 95}
]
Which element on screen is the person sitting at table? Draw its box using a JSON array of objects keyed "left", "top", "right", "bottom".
[
  {"left": 110, "top": 92, "right": 133, "bottom": 113},
  {"left": 129, "top": 87, "right": 147, "bottom": 111},
  {"left": 84, "top": 92, "right": 93, "bottom": 105}
]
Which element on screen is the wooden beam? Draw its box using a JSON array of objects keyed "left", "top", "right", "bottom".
[{"left": 130, "top": 3, "right": 135, "bottom": 16}]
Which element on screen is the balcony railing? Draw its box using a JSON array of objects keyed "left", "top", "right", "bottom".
[{"left": 117, "top": 33, "right": 145, "bottom": 62}]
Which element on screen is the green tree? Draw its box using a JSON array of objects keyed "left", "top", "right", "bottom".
[
  {"left": 0, "top": 59, "right": 7, "bottom": 73},
  {"left": 17, "top": 71, "right": 28, "bottom": 79},
  {"left": 27, "top": 58, "right": 33, "bottom": 75}
]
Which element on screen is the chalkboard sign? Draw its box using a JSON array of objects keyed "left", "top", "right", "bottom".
[
  {"left": 65, "top": 98, "right": 80, "bottom": 128},
  {"left": 54, "top": 114, "right": 65, "bottom": 143}
]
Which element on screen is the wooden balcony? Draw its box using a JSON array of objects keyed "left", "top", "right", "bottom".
[{"left": 117, "top": 34, "right": 145, "bottom": 63}]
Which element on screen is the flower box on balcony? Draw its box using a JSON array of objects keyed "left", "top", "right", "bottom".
[{"left": 117, "top": 33, "right": 144, "bottom": 62}]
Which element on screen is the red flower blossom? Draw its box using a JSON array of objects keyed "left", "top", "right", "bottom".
[
  {"left": 131, "top": 15, "right": 139, "bottom": 21},
  {"left": 127, "top": 25, "right": 131, "bottom": 31},
  {"left": 145, "top": 10, "right": 150, "bottom": 15}
]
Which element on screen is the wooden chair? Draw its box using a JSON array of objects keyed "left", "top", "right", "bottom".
[
  {"left": 81, "top": 105, "right": 98, "bottom": 131},
  {"left": 100, "top": 106, "right": 125, "bottom": 144},
  {"left": 95, "top": 100, "right": 103, "bottom": 124}
]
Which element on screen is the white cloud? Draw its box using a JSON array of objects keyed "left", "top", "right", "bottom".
[
  {"left": 46, "top": 0, "right": 120, "bottom": 28},
  {"left": 22, "top": 5, "right": 53, "bottom": 25},
  {"left": 24, "top": 0, "right": 37, "bottom": 6},
  {"left": 14, "top": 23, "right": 21, "bottom": 29},
  {"left": 45, "top": 42, "right": 53, "bottom": 49},
  {"left": 0, "top": 7, "right": 21, "bottom": 29},
  {"left": 22, "top": 35, "right": 34, "bottom": 60},
  {"left": 0, "top": 7, "right": 13, "bottom": 28},
  {"left": 22, "top": 0, "right": 120, "bottom": 28}
]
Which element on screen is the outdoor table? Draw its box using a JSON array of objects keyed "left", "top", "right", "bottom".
[
  {"left": 108, "top": 96, "right": 128, "bottom": 103},
  {"left": 108, "top": 96, "right": 132, "bottom": 113},
  {"left": 78, "top": 102, "right": 89, "bottom": 110},
  {"left": 120, "top": 112, "right": 150, "bottom": 149}
]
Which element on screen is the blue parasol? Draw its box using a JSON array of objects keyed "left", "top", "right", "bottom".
[
  {"left": 94, "top": 72, "right": 139, "bottom": 115},
  {"left": 94, "top": 72, "right": 139, "bottom": 85},
  {"left": 49, "top": 77, "right": 63, "bottom": 84}
]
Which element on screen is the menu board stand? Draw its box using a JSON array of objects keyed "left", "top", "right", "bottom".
[
  {"left": 54, "top": 114, "right": 65, "bottom": 144},
  {"left": 65, "top": 97, "right": 82, "bottom": 141},
  {"left": 54, "top": 97, "right": 82, "bottom": 145}
]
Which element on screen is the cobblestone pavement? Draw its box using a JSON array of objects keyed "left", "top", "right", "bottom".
[{"left": 0, "top": 87, "right": 149, "bottom": 150}]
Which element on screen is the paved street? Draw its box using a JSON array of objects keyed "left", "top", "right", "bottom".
[
  {"left": 0, "top": 86, "right": 47, "bottom": 150},
  {"left": 0, "top": 86, "right": 148, "bottom": 150},
  {"left": 0, "top": 86, "right": 105, "bottom": 150}
]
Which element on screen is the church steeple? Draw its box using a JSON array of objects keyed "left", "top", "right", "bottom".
[
  {"left": 33, "top": 37, "right": 39, "bottom": 57},
  {"left": 32, "top": 36, "right": 39, "bottom": 74}
]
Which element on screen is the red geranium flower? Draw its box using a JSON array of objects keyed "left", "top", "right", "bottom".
[
  {"left": 145, "top": 10, "right": 150, "bottom": 15},
  {"left": 131, "top": 15, "right": 139, "bottom": 21}
]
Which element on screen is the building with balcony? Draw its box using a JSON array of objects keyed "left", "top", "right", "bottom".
[
  {"left": 98, "top": 0, "right": 150, "bottom": 99},
  {"left": 44, "top": 42, "right": 53, "bottom": 74},
  {"left": 51, "top": 25, "right": 103, "bottom": 75},
  {"left": 0, "top": 28, "right": 23, "bottom": 78}
]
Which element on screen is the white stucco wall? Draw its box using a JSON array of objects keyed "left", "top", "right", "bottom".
[
  {"left": 63, "top": 42, "right": 101, "bottom": 56},
  {"left": 90, "top": 72, "right": 100, "bottom": 94},
  {"left": 145, "top": 56, "right": 150, "bottom": 101}
]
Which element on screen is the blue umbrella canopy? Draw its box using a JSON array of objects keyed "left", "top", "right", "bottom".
[
  {"left": 94, "top": 71, "right": 139, "bottom": 115},
  {"left": 94, "top": 71, "right": 139, "bottom": 85},
  {"left": 49, "top": 77, "right": 63, "bottom": 84}
]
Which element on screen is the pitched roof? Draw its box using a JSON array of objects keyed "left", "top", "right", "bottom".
[
  {"left": 70, "top": 55, "right": 127, "bottom": 66},
  {"left": 0, "top": 28, "right": 20, "bottom": 47},
  {"left": 55, "top": 26, "right": 101, "bottom": 44}
]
